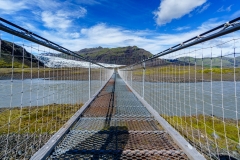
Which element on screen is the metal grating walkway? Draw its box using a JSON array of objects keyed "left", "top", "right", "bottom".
[{"left": 49, "top": 73, "right": 189, "bottom": 160}]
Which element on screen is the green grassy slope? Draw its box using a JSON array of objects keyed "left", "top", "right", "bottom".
[
  {"left": 0, "top": 40, "right": 44, "bottom": 68},
  {"left": 76, "top": 46, "right": 153, "bottom": 65},
  {"left": 176, "top": 56, "right": 240, "bottom": 67}
]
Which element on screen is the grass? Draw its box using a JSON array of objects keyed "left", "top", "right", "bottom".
[
  {"left": 0, "top": 68, "right": 49, "bottom": 74},
  {"left": 0, "top": 68, "right": 88, "bottom": 74},
  {"left": 0, "top": 68, "right": 102, "bottom": 81},
  {"left": 0, "top": 103, "right": 83, "bottom": 134},
  {"left": 131, "top": 65, "right": 240, "bottom": 82},
  {"left": 176, "top": 56, "right": 240, "bottom": 68},
  {"left": 0, "top": 59, "right": 29, "bottom": 68},
  {"left": 198, "top": 67, "right": 240, "bottom": 74},
  {"left": 0, "top": 68, "right": 99, "bottom": 75},
  {"left": 133, "top": 66, "right": 240, "bottom": 76},
  {"left": 162, "top": 114, "right": 240, "bottom": 153}
]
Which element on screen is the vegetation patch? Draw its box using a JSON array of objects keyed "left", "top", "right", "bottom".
[
  {"left": 0, "top": 67, "right": 98, "bottom": 80},
  {"left": 0, "top": 59, "right": 29, "bottom": 68},
  {"left": 197, "top": 67, "right": 240, "bottom": 74},
  {"left": 162, "top": 114, "right": 240, "bottom": 155},
  {"left": 0, "top": 103, "right": 83, "bottom": 134},
  {"left": 131, "top": 65, "right": 240, "bottom": 82}
]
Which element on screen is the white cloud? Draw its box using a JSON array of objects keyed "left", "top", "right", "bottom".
[
  {"left": 75, "top": 0, "right": 100, "bottom": 5},
  {"left": 174, "top": 26, "right": 190, "bottom": 31},
  {"left": 35, "top": 17, "right": 240, "bottom": 60},
  {"left": 55, "top": 7, "right": 87, "bottom": 19},
  {"left": 0, "top": 0, "right": 28, "bottom": 13},
  {"left": 69, "top": 32, "right": 80, "bottom": 39},
  {"left": 39, "top": 24, "right": 157, "bottom": 53},
  {"left": 0, "top": 0, "right": 87, "bottom": 31},
  {"left": 217, "top": 6, "right": 224, "bottom": 12},
  {"left": 226, "top": 5, "right": 233, "bottom": 12},
  {"left": 41, "top": 7, "right": 87, "bottom": 30},
  {"left": 217, "top": 5, "right": 233, "bottom": 12},
  {"left": 33, "top": 0, "right": 61, "bottom": 11},
  {"left": 41, "top": 11, "right": 72, "bottom": 30},
  {"left": 197, "top": 3, "right": 211, "bottom": 13},
  {"left": 154, "top": 0, "right": 206, "bottom": 26}
]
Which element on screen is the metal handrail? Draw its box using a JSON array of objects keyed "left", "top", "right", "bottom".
[
  {"left": 0, "top": 17, "right": 107, "bottom": 68},
  {"left": 122, "top": 17, "right": 240, "bottom": 68}
]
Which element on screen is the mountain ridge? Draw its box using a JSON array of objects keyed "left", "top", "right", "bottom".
[
  {"left": 76, "top": 46, "right": 153, "bottom": 65},
  {"left": 0, "top": 40, "right": 44, "bottom": 68}
]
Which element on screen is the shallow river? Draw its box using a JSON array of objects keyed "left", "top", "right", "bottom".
[
  {"left": 0, "top": 79, "right": 239, "bottom": 119},
  {"left": 0, "top": 79, "right": 101, "bottom": 108},
  {"left": 132, "top": 81, "right": 240, "bottom": 119}
]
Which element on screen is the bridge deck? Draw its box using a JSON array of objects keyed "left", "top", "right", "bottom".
[{"left": 49, "top": 73, "right": 189, "bottom": 159}]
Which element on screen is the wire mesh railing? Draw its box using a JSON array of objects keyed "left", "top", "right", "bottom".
[
  {"left": 119, "top": 18, "right": 240, "bottom": 160},
  {"left": 0, "top": 18, "right": 113, "bottom": 159}
]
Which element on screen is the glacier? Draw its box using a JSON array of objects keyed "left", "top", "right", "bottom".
[{"left": 36, "top": 55, "right": 124, "bottom": 68}]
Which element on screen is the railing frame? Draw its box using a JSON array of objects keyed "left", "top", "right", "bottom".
[
  {"left": 123, "top": 17, "right": 240, "bottom": 67},
  {"left": 0, "top": 17, "right": 106, "bottom": 67},
  {"left": 89, "top": 62, "right": 91, "bottom": 99},
  {"left": 119, "top": 72, "right": 206, "bottom": 160},
  {"left": 0, "top": 17, "right": 114, "bottom": 159},
  {"left": 118, "top": 17, "right": 240, "bottom": 160},
  {"left": 30, "top": 72, "right": 113, "bottom": 160},
  {"left": 130, "top": 66, "right": 133, "bottom": 86},
  {"left": 142, "top": 62, "right": 145, "bottom": 99}
]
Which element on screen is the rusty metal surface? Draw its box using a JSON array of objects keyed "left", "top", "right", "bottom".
[
  {"left": 73, "top": 118, "right": 163, "bottom": 131},
  {"left": 48, "top": 73, "right": 189, "bottom": 159}
]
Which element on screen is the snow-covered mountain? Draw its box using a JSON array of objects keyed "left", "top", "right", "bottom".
[{"left": 36, "top": 55, "right": 124, "bottom": 68}]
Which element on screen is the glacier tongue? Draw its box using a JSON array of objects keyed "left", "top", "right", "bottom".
[{"left": 36, "top": 55, "right": 124, "bottom": 68}]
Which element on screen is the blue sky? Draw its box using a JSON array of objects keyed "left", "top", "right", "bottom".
[{"left": 0, "top": 0, "right": 239, "bottom": 54}]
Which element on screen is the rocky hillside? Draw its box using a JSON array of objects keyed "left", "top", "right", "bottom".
[
  {"left": 0, "top": 40, "right": 44, "bottom": 68},
  {"left": 76, "top": 46, "right": 153, "bottom": 65}
]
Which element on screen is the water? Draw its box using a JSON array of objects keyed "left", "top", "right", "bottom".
[
  {"left": 0, "top": 79, "right": 101, "bottom": 108},
  {"left": 0, "top": 79, "right": 239, "bottom": 119},
  {"left": 131, "top": 81, "right": 240, "bottom": 119}
]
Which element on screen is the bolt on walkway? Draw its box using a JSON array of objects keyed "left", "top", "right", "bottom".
[{"left": 49, "top": 73, "right": 189, "bottom": 159}]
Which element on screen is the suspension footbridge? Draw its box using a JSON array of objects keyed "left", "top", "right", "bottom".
[{"left": 0, "top": 17, "right": 240, "bottom": 160}]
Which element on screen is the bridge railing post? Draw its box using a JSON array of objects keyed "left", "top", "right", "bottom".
[
  {"left": 142, "top": 62, "right": 145, "bottom": 99},
  {"left": 89, "top": 62, "right": 91, "bottom": 99},
  {"left": 0, "top": 33, "right": 1, "bottom": 58},
  {"left": 131, "top": 67, "right": 133, "bottom": 87},
  {"left": 125, "top": 70, "right": 127, "bottom": 82},
  {"left": 100, "top": 67, "right": 102, "bottom": 86}
]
